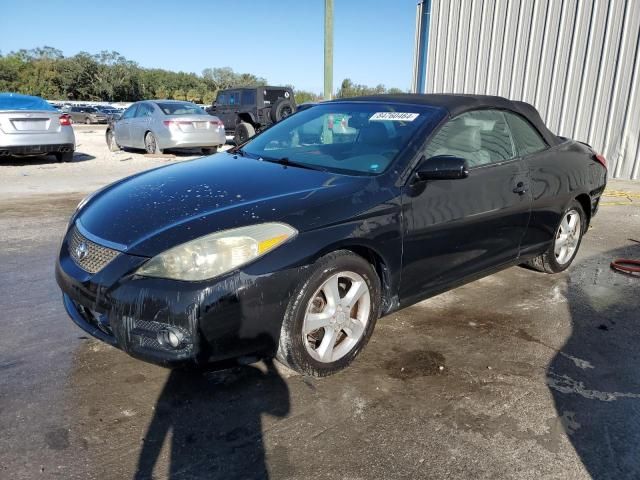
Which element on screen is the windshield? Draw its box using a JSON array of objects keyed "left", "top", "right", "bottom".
[
  {"left": 242, "top": 103, "right": 445, "bottom": 175},
  {"left": 156, "top": 102, "right": 206, "bottom": 116}
]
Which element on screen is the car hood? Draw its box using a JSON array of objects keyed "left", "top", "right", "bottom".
[{"left": 77, "top": 152, "right": 376, "bottom": 257}]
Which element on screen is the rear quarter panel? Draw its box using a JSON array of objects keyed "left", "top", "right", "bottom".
[{"left": 521, "top": 140, "right": 606, "bottom": 255}]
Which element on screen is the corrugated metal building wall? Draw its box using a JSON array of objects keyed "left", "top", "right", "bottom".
[{"left": 413, "top": 0, "right": 640, "bottom": 180}]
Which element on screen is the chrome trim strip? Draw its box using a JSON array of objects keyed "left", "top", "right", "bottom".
[{"left": 75, "top": 219, "right": 128, "bottom": 252}]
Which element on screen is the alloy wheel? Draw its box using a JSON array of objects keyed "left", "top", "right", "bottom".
[
  {"left": 302, "top": 271, "right": 371, "bottom": 363},
  {"left": 555, "top": 209, "right": 581, "bottom": 265}
]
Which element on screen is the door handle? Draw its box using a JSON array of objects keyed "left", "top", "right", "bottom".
[{"left": 513, "top": 182, "right": 527, "bottom": 195}]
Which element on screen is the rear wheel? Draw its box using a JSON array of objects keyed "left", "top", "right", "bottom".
[
  {"left": 233, "top": 122, "right": 255, "bottom": 145},
  {"left": 144, "top": 132, "right": 163, "bottom": 154},
  {"left": 55, "top": 151, "right": 73, "bottom": 163},
  {"left": 106, "top": 130, "right": 120, "bottom": 152},
  {"left": 526, "top": 200, "right": 585, "bottom": 273},
  {"left": 84, "top": 117, "right": 91, "bottom": 125},
  {"left": 276, "top": 250, "right": 381, "bottom": 377},
  {"left": 201, "top": 147, "right": 218, "bottom": 155}
]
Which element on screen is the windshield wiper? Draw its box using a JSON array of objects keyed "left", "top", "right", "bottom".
[{"left": 260, "top": 156, "right": 327, "bottom": 172}]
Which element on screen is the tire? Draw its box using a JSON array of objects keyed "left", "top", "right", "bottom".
[
  {"left": 144, "top": 131, "right": 163, "bottom": 154},
  {"left": 233, "top": 122, "right": 255, "bottom": 145},
  {"left": 201, "top": 147, "right": 218, "bottom": 155},
  {"left": 276, "top": 250, "right": 381, "bottom": 377},
  {"left": 526, "top": 200, "right": 586, "bottom": 273},
  {"left": 85, "top": 117, "right": 91, "bottom": 125},
  {"left": 55, "top": 151, "right": 73, "bottom": 163},
  {"left": 106, "top": 130, "right": 120, "bottom": 152},
  {"left": 270, "top": 98, "right": 295, "bottom": 123}
]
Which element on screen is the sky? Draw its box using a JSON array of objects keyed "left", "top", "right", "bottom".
[{"left": 0, "top": 0, "right": 418, "bottom": 93}]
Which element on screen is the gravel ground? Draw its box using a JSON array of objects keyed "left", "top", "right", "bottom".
[
  {"left": 0, "top": 132, "right": 639, "bottom": 479},
  {"left": 0, "top": 125, "right": 231, "bottom": 200}
]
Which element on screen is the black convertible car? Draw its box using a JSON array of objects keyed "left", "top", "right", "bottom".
[{"left": 56, "top": 94, "right": 607, "bottom": 376}]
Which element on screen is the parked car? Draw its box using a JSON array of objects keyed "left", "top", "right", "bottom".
[
  {"left": 56, "top": 94, "right": 607, "bottom": 376},
  {"left": 0, "top": 93, "right": 75, "bottom": 162},
  {"left": 105, "top": 100, "right": 225, "bottom": 155},
  {"left": 68, "top": 106, "right": 109, "bottom": 124},
  {"left": 94, "top": 105, "right": 121, "bottom": 121},
  {"left": 209, "top": 86, "right": 296, "bottom": 144}
]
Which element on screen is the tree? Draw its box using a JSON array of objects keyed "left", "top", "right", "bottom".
[
  {"left": 186, "top": 89, "right": 200, "bottom": 103},
  {"left": 294, "top": 90, "right": 322, "bottom": 105},
  {"left": 172, "top": 88, "right": 186, "bottom": 100},
  {"left": 154, "top": 86, "right": 170, "bottom": 100},
  {"left": 335, "top": 78, "right": 403, "bottom": 98},
  {"left": 1, "top": 46, "right": 384, "bottom": 105},
  {"left": 202, "top": 67, "right": 267, "bottom": 90}
]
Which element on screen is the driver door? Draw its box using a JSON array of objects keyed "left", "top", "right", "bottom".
[{"left": 399, "top": 109, "right": 532, "bottom": 304}]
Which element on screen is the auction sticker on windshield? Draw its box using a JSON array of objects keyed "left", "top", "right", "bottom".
[{"left": 369, "top": 112, "right": 419, "bottom": 121}]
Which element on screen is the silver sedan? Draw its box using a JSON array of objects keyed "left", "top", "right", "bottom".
[
  {"left": 106, "top": 100, "right": 225, "bottom": 155},
  {"left": 0, "top": 93, "right": 75, "bottom": 162}
]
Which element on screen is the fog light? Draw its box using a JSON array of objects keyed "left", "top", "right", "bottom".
[{"left": 157, "top": 327, "right": 184, "bottom": 349}]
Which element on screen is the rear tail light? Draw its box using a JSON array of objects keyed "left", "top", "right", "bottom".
[
  {"left": 59, "top": 114, "right": 71, "bottom": 126},
  {"left": 594, "top": 153, "right": 607, "bottom": 169},
  {"left": 210, "top": 120, "right": 223, "bottom": 128}
]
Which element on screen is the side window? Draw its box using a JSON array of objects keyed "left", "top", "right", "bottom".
[
  {"left": 504, "top": 112, "right": 547, "bottom": 156},
  {"left": 425, "top": 110, "right": 515, "bottom": 167},
  {"left": 122, "top": 105, "right": 138, "bottom": 119},
  {"left": 228, "top": 91, "right": 239, "bottom": 106},
  {"left": 136, "top": 103, "right": 153, "bottom": 117},
  {"left": 218, "top": 93, "right": 228, "bottom": 105},
  {"left": 241, "top": 90, "right": 256, "bottom": 105}
]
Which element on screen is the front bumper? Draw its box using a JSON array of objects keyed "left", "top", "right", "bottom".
[{"left": 56, "top": 225, "right": 305, "bottom": 367}]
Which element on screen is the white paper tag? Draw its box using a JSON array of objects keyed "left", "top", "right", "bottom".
[{"left": 369, "top": 112, "right": 419, "bottom": 122}]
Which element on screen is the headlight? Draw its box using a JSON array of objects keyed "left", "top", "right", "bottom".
[{"left": 136, "top": 223, "right": 297, "bottom": 281}]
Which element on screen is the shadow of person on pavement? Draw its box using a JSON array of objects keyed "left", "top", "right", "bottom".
[
  {"left": 134, "top": 358, "right": 290, "bottom": 480},
  {"left": 548, "top": 242, "right": 640, "bottom": 479}
]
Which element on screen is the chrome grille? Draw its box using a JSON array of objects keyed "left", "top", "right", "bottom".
[{"left": 69, "top": 227, "right": 119, "bottom": 273}]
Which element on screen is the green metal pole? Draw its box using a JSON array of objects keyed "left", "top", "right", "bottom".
[{"left": 324, "top": 0, "right": 334, "bottom": 100}]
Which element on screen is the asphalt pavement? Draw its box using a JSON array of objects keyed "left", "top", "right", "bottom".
[{"left": 0, "top": 181, "right": 639, "bottom": 479}]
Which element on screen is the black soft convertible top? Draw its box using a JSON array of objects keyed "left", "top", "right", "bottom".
[{"left": 333, "top": 94, "right": 561, "bottom": 146}]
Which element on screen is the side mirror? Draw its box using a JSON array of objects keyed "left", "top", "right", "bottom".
[{"left": 415, "top": 155, "right": 469, "bottom": 181}]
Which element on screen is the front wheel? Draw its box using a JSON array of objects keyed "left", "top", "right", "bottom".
[
  {"left": 144, "top": 132, "right": 163, "bottom": 154},
  {"left": 276, "top": 250, "right": 381, "bottom": 377},
  {"left": 526, "top": 200, "right": 586, "bottom": 273},
  {"left": 85, "top": 117, "right": 92, "bottom": 125},
  {"left": 106, "top": 130, "right": 120, "bottom": 152}
]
